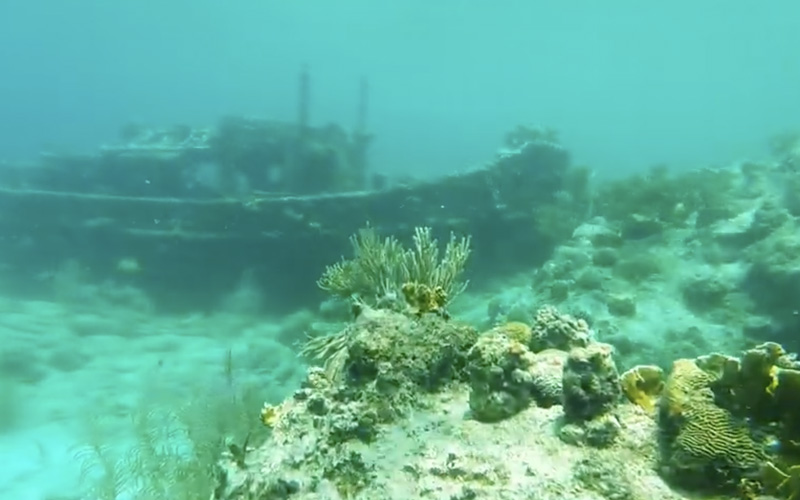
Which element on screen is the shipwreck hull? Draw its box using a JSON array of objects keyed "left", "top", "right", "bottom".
[{"left": 0, "top": 130, "right": 572, "bottom": 313}]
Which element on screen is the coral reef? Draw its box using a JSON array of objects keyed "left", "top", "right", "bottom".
[
  {"left": 57, "top": 121, "right": 800, "bottom": 500},
  {"left": 597, "top": 164, "right": 739, "bottom": 231},
  {"left": 649, "top": 342, "right": 800, "bottom": 498},
  {"left": 317, "top": 225, "right": 471, "bottom": 314},
  {"left": 214, "top": 306, "right": 690, "bottom": 500},
  {"left": 215, "top": 211, "right": 800, "bottom": 499},
  {"left": 503, "top": 124, "right": 560, "bottom": 149},
  {"left": 301, "top": 305, "right": 477, "bottom": 387},
  {"left": 401, "top": 281, "right": 448, "bottom": 317},
  {"left": 527, "top": 348, "right": 569, "bottom": 408},
  {"left": 465, "top": 319, "right": 572, "bottom": 421},
  {"left": 240, "top": 307, "right": 478, "bottom": 498},
  {"left": 558, "top": 342, "right": 623, "bottom": 448},
  {"left": 219, "top": 302, "right": 800, "bottom": 500},
  {"left": 658, "top": 357, "right": 766, "bottom": 488},
  {"left": 466, "top": 329, "right": 538, "bottom": 422},
  {"left": 620, "top": 364, "right": 664, "bottom": 413},
  {"left": 529, "top": 305, "right": 592, "bottom": 352},
  {"left": 562, "top": 343, "right": 621, "bottom": 422}
]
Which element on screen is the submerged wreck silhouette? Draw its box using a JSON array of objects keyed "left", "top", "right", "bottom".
[{"left": 0, "top": 73, "right": 585, "bottom": 311}]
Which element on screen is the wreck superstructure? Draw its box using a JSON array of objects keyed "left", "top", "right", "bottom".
[{"left": 0, "top": 75, "right": 584, "bottom": 312}]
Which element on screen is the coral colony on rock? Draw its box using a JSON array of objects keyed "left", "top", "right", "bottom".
[
  {"left": 220, "top": 219, "right": 800, "bottom": 499},
  {"left": 112, "top": 129, "right": 800, "bottom": 498},
  {"left": 4, "top": 82, "right": 800, "bottom": 498}
]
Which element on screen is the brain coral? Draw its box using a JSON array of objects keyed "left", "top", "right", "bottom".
[
  {"left": 528, "top": 348, "right": 568, "bottom": 408},
  {"left": 659, "top": 358, "right": 765, "bottom": 483}
]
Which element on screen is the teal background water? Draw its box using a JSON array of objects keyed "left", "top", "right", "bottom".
[
  {"left": 1, "top": 2, "right": 800, "bottom": 498},
  {"left": 1, "top": 1, "right": 798, "bottom": 176}
]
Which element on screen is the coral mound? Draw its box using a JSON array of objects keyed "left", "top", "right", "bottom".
[
  {"left": 215, "top": 308, "right": 694, "bottom": 500},
  {"left": 216, "top": 285, "right": 800, "bottom": 500},
  {"left": 220, "top": 389, "right": 687, "bottom": 499}
]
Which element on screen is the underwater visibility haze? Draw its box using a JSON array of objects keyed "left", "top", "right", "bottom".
[{"left": 1, "top": 2, "right": 800, "bottom": 499}]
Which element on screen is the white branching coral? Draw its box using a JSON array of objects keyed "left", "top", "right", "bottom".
[
  {"left": 308, "top": 227, "right": 472, "bottom": 381},
  {"left": 317, "top": 225, "right": 472, "bottom": 307}
]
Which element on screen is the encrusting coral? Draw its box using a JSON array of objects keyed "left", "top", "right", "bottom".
[
  {"left": 562, "top": 342, "right": 621, "bottom": 422},
  {"left": 529, "top": 305, "right": 592, "bottom": 352},
  {"left": 466, "top": 308, "right": 607, "bottom": 424},
  {"left": 400, "top": 281, "right": 448, "bottom": 317},
  {"left": 483, "top": 321, "right": 532, "bottom": 345},
  {"left": 620, "top": 364, "right": 664, "bottom": 414},
  {"left": 466, "top": 330, "right": 539, "bottom": 422},
  {"left": 528, "top": 348, "right": 569, "bottom": 408},
  {"left": 557, "top": 342, "right": 624, "bottom": 448}
]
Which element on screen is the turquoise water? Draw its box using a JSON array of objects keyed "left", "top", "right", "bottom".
[
  {"left": 1, "top": 2, "right": 799, "bottom": 177},
  {"left": 2, "top": 3, "right": 800, "bottom": 499}
]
